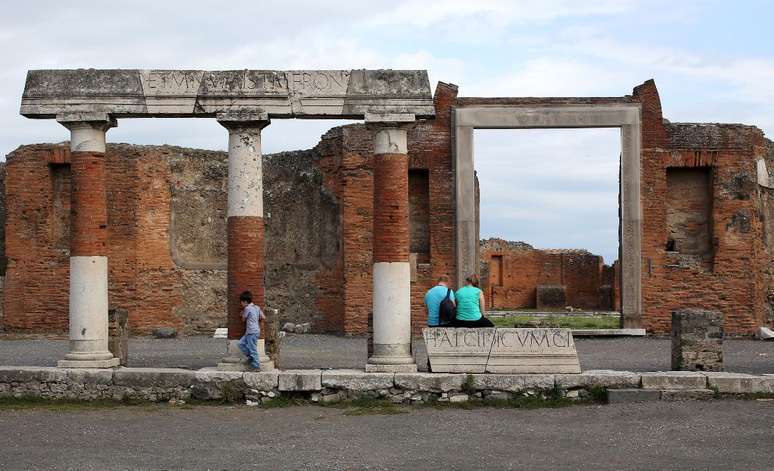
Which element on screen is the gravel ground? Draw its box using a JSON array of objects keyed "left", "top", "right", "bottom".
[
  {"left": 0, "top": 335, "right": 773, "bottom": 373},
  {"left": 0, "top": 400, "right": 773, "bottom": 470}
]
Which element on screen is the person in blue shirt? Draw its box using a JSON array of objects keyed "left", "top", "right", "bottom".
[
  {"left": 424, "top": 274, "right": 456, "bottom": 327},
  {"left": 237, "top": 290, "right": 265, "bottom": 370}
]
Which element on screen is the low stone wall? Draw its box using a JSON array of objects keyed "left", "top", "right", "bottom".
[{"left": 1, "top": 367, "right": 772, "bottom": 405}]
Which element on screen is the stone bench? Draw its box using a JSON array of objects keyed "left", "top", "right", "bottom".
[{"left": 423, "top": 327, "right": 581, "bottom": 374}]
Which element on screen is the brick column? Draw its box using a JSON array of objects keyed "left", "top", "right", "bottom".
[
  {"left": 57, "top": 114, "right": 120, "bottom": 368},
  {"left": 216, "top": 113, "right": 274, "bottom": 371},
  {"left": 366, "top": 122, "right": 417, "bottom": 372}
]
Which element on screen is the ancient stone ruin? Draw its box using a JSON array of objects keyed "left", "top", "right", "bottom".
[{"left": 1, "top": 70, "right": 773, "bottom": 373}]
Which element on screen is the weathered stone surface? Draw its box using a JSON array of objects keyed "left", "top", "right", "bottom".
[
  {"left": 278, "top": 370, "right": 322, "bottom": 391},
  {"left": 671, "top": 309, "right": 723, "bottom": 371},
  {"left": 64, "top": 368, "right": 114, "bottom": 385},
  {"left": 660, "top": 389, "right": 714, "bottom": 401},
  {"left": 471, "top": 374, "right": 555, "bottom": 392},
  {"left": 423, "top": 328, "right": 581, "bottom": 374},
  {"left": 108, "top": 308, "right": 129, "bottom": 366},
  {"left": 393, "top": 373, "right": 466, "bottom": 392},
  {"left": 321, "top": 370, "right": 394, "bottom": 391},
  {"left": 153, "top": 327, "right": 177, "bottom": 339},
  {"left": 243, "top": 371, "right": 279, "bottom": 391},
  {"left": 606, "top": 388, "right": 661, "bottom": 403},
  {"left": 0, "top": 366, "right": 67, "bottom": 383},
  {"left": 641, "top": 371, "right": 708, "bottom": 390},
  {"left": 21, "top": 70, "right": 435, "bottom": 119},
  {"left": 704, "top": 372, "right": 774, "bottom": 394},
  {"left": 555, "top": 370, "right": 640, "bottom": 390},
  {"left": 113, "top": 368, "right": 195, "bottom": 387}
]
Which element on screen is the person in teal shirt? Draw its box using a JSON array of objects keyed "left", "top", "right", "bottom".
[
  {"left": 451, "top": 274, "right": 494, "bottom": 327},
  {"left": 424, "top": 274, "right": 455, "bottom": 327}
]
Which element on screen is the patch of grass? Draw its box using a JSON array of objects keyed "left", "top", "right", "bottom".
[
  {"left": 490, "top": 315, "right": 619, "bottom": 329},
  {"left": 461, "top": 374, "right": 477, "bottom": 395},
  {"left": 327, "top": 397, "right": 408, "bottom": 416}
]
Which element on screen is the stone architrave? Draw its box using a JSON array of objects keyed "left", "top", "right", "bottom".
[
  {"left": 423, "top": 328, "right": 581, "bottom": 374},
  {"left": 21, "top": 70, "right": 435, "bottom": 120}
]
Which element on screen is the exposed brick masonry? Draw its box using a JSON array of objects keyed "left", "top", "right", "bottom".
[
  {"left": 373, "top": 153, "right": 409, "bottom": 262},
  {"left": 70, "top": 151, "right": 107, "bottom": 256},
  {"left": 227, "top": 217, "right": 264, "bottom": 339}
]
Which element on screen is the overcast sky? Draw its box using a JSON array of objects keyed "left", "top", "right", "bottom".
[{"left": 2, "top": 1, "right": 772, "bottom": 263}]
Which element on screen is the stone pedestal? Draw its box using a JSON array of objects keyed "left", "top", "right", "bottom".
[
  {"left": 365, "top": 121, "right": 417, "bottom": 373},
  {"left": 108, "top": 308, "right": 129, "bottom": 367},
  {"left": 671, "top": 308, "right": 723, "bottom": 371},
  {"left": 217, "top": 338, "right": 275, "bottom": 371},
  {"left": 57, "top": 114, "right": 119, "bottom": 369}
]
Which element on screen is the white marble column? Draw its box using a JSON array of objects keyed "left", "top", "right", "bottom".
[{"left": 57, "top": 113, "right": 119, "bottom": 368}]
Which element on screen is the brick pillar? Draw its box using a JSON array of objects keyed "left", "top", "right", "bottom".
[
  {"left": 216, "top": 113, "right": 274, "bottom": 371},
  {"left": 366, "top": 122, "right": 417, "bottom": 372},
  {"left": 57, "top": 115, "right": 120, "bottom": 368}
]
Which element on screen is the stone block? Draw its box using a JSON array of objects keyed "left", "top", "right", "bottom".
[
  {"left": 278, "top": 370, "right": 322, "bottom": 391},
  {"left": 0, "top": 366, "right": 67, "bottom": 383},
  {"left": 536, "top": 285, "right": 566, "bottom": 309},
  {"left": 64, "top": 368, "right": 114, "bottom": 385},
  {"left": 704, "top": 372, "right": 774, "bottom": 394},
  {"left": 243, "top": 371, "right": 279, "bottom": 391},
  {"left": 660, "top": 389, "right": 714, "bottom": 401},
  {"left": 423, "top": 328, "right": 581, "bottom": 374},
  {"left": 321, "top": 370, "right": 394, "bottom": 391},
  {"left": 641, "top": 371, "right": 707, "bottom": 390},
  {"left": 471, "top": 374, "right": 555, "bottom": 392},
  {"left": 607, "top": 389, "right": 661, "bottom": 404},
  {"left": 393, "top": 373, "right": 466, "bottom": 392},
  {"left": 671, "top": 309, "right": 723, "bottom": 371},
  {"left": 364, "top": 363, "right": 417, "bottom": 373},
  {"left": 555, "top": 370, "right": 640, "bottom": 390},
  {"left": 113, "top": 368, "right": 195, "bottom": 388},
  {"left": 108, "top": 308, "right": 129, "bottom": 366}
]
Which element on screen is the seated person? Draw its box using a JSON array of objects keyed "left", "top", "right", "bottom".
[
  {"left": 450, "top": 274, "right": 494, "bottom": 328},
  {"left": 424, "top": 274, "right": 455, "bottom": 327}
]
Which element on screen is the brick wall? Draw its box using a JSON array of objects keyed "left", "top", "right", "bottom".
[
  {"left": 480, "top": 238, "right": 610, "bottom": 310},
  {"left": 635, "top": 80, "right": 769, "bottom": 335}
]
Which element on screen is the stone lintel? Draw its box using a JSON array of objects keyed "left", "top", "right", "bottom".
[
  {"left": 364, "top": 112, "right": 416, "bottom": 123},
  {"left": 22, "top": 69, "right": 435, "bottom": 120}
]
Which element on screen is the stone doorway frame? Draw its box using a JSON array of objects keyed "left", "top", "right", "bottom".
[{"left": 453, "top": 104, "right": 642, "bottom": 328}]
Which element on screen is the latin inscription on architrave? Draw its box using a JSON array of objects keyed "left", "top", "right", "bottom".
[{"left": 139, "top": 70, "right": 352, "bottom": 96}]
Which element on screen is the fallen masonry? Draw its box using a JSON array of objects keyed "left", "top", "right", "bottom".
[{"left": 0, "top": 367, "right": 772, "bottom": 405}]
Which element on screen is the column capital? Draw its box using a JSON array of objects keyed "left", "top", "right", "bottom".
[
  {"left": 56, "top": 112, "right": 117, "bottom": 130},
  {"left": 364, "top": 112, "right": 415, "bottom": 125},
  {"left": 217, "top": 111, "right": 270, "bottom": 130},
  {"left": 57, "top": 113, "right": 116, "bottom": 153}
]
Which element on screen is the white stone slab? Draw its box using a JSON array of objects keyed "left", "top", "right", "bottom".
[
  {"left": 423, "top": 328, "right": 581, "bottom": 374},
  {"left": 640, "top": 371, "right": 708, "bottom": 390}
]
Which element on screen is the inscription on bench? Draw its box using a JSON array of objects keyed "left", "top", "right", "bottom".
[{"left": 423, "top": 328, "right": 581, "bottom": 374}]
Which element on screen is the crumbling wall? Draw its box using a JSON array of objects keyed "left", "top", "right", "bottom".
[
  {"left": 480, "top": 238, "right": 611, "bottom": 310},
  {"left": 2, "top": 143, "right": 340, "bottom": 335},
  {"left": 636, "top": 79, "right": 768, "bottom": 335}
]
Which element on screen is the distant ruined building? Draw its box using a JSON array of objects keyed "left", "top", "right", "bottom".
[{"left": 1, "top": 80, "right": 773, "bottom": 336}]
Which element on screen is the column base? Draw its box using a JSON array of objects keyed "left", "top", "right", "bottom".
[
  {"left": 217, "top": 339, "right": 275, "bottom": 372},
  {"left": 58, "top": 357, "right": 120, "bottom": 369}
]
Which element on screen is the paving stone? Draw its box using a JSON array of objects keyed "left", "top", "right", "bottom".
[
  {"left": 555, "top": 370, "right": 640, "bottom": 389},
  {"left": 321, "top": 370, "right": 394, "bottom": 391},
  {"left": 242, "top": 371, "right": 279, "bottom": 391},
  {"left": 607, "top": 388, "right": 661, "bottom": 404},
  {"left": 471, "top": 374, "right": 555, "bottom": 392},
  {"left": 641, "top": 371, "right": 707, "bottom": 390},
  {"left": 278, "top": 370, "right": 322, "bottom": 391},
  {"left": 704, "top": 372, "right": 774, "bottom": 394},
  {"left": 113, "top": 368, "right": 195, "bottom": 387},
  {"left": 393, "top": 373, "right": 466, "bottom": 392},
  {"left": 660, "top": 389, "right": 715, "bottom": 401}
]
